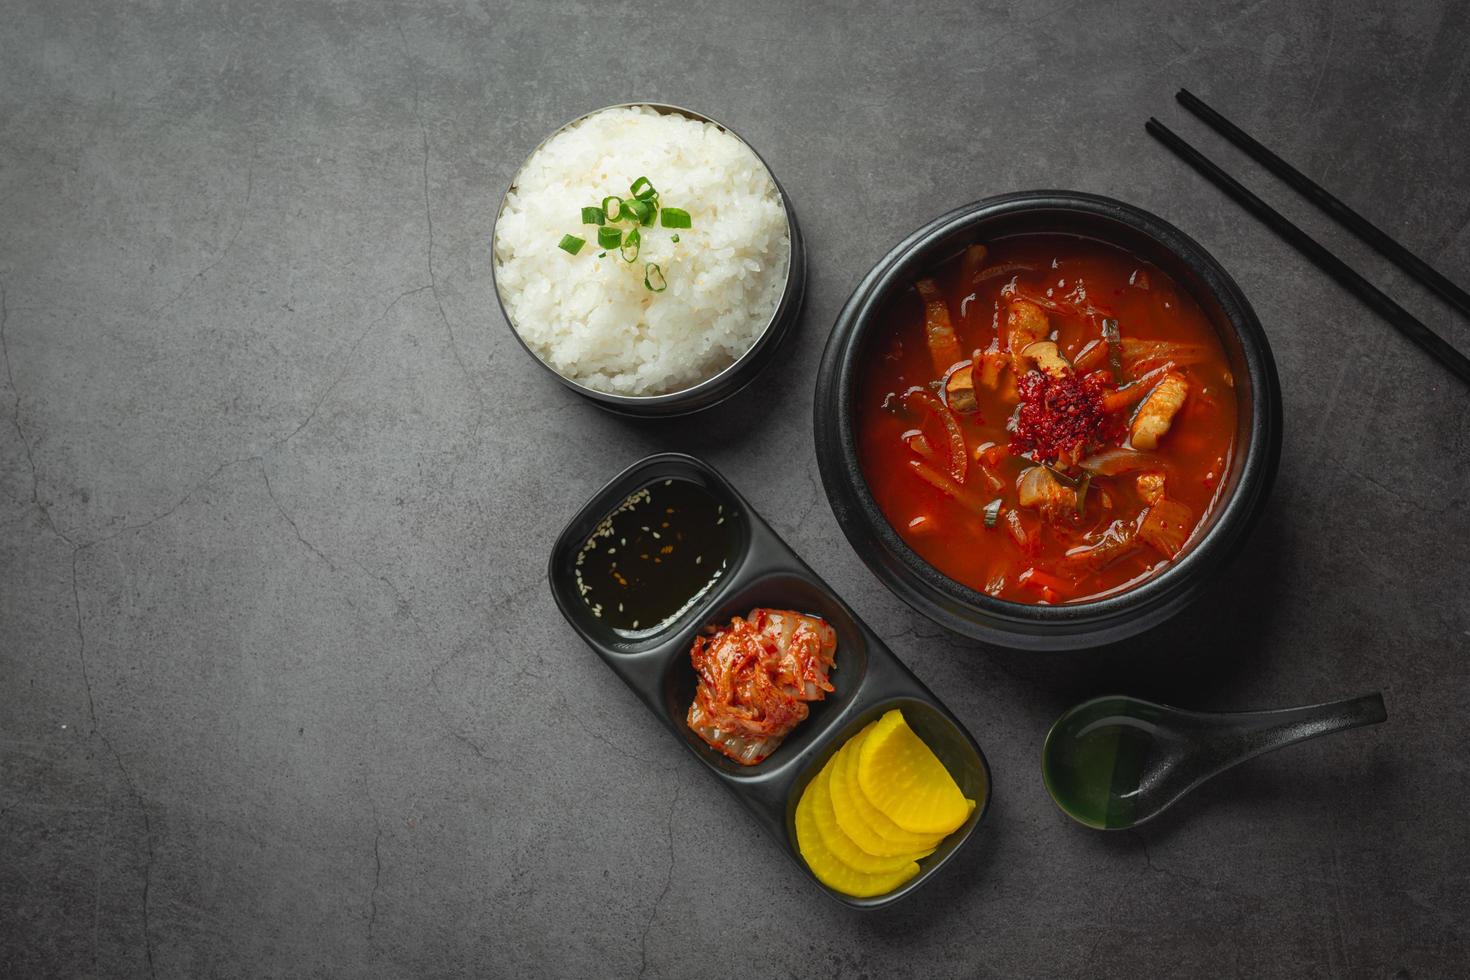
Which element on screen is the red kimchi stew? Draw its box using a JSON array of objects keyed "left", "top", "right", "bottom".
[{"left": 855, "top": 234, "right": 1238, "bottom": 605}]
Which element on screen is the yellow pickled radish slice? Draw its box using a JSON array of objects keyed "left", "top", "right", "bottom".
[
  {"left": 831, "top": 729, "right": 946, "bottom": 855},
  {"left": 857, "top": 709, "right": 977, "bottom": 835},
  {"left": 795, "top": 773, "right": 921, "bottom": 898},
  {"left": 809, "top": 762, "right": 933, "bottom": 874}
]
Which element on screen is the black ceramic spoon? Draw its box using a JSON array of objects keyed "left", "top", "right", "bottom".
[{"left": 1041, "top": 693, "right": 1387, "bottom": 830}]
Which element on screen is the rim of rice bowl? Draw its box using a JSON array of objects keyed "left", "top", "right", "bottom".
[{"left": 492, "top": 103, "right": 797, "bottom": 406}]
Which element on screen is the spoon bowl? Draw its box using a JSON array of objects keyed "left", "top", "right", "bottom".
[{"left": 1041, "top": 693, "right": 1387, "bottom": 830}]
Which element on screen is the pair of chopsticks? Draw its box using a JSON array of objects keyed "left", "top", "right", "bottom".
[{"left": 1147, "top": 89, "right": 1470, "bottom": 387}]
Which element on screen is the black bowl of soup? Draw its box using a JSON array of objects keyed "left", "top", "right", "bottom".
[{"left": 813, "top": 191, "right": 1282, "bottom": 651}]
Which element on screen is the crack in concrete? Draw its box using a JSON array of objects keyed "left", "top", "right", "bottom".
[
  {"left": 1076, "top": 831, "right": 1157, "bottom": 972},
  {"left": 31, "top": 416, "right": 387, "bottom": 977},
  {"left": 91, "top": 456, "right": 259, "bottom": 547},
  {"left": 90, "top": 802, "right": 111, "bottom": 973},
  {"left": 148, "top": 146, "right": 256, "bottom": 320},
  {"left": 793, "top": 467, "right": 823, "bottom": 532},
  {"left": 1082, "top": 926, "right": 1107, "bottom": 966},
  {"left": 1135, "top": 833, "right": 1217, "bottom": 893},
  {"left": 368, "top": 797, "right": 383, "bottom": 940},
  {"left": 353, "top": 559, "right": 429, "bottom": 640},
  {"left": 559, "top": 693, "right": 665, "bottom": 769},
  {"left": 276, "top": 284, "right": 432, "bottom": 448},
  {"left": 443, "top": 724, "right": 495, "bottom": 762},
  {"left": 1326, "top": 838, "right": 1353, "bottom": 976},
  {"left": 71, "top": 548, "right": 98, "bottom": 726},
  {"left": 259, "top": 460, "right": 335, "bottom": 570},
  {"left": 56, "top": 453, "right": 347, "bottom": 974},
  {"left": 424, "top": 661, "right": 499, "bottom": 763},
  {"left": 394, "top": 17, "right": 487, "bottom": 454},
  {"left": 0, "top": 276, "right": 72, "bottom": 543},
  {"left": 133, "top": 789, "right": 158, "bottom": 980},
  {"left": 8, "top": 136, "right": 479, "bottom": 968},
  {"left": 638, "top": 783, "right": 681, "bottom": 979},
  {"left": 54, "top": 280, "right": 435, "bottom": 555},
  {"left": 1302, "top": 5, "right": 1337, "bottom": 119},
  {"left": 341, "top": 557, "right": 509, "bottom": 765},
  {"left": 71, "top": 545, "right": 158, "bottom": 979}
]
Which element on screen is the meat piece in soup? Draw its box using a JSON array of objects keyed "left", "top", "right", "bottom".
[
  {"left": 1129, "top": 372, "right": 1190, "bottom": 450},
  {"left": 1006, "top": 298, "right": 1050, "bottom": 376}
]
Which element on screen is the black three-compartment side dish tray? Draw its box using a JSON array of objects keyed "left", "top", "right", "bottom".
[{"left": 547, "top": 452, "right": 993, "bottom": 910}]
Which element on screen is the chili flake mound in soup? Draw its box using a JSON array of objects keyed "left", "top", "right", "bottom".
[{"left": 855, "top": 234, "right": 1238, "bottom": 605}]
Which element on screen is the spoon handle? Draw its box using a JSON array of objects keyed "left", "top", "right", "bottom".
[{"left": 1214, "top": 692, "right": 1387, "bottom": 765}]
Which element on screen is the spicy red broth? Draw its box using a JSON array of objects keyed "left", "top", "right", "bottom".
[{"left": 855, "top": 234, "right": 1237, "bottom": 605}]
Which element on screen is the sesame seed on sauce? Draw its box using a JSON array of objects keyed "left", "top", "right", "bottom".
[{"left": 573, "top": 479, "right": 739, "bottom": 636}]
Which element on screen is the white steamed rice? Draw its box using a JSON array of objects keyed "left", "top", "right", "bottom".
[{"left": 493, "top": 106, "right": 791, "bottom": 396}]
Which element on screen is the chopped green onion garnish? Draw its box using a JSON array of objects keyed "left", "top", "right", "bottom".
[
  {"left": 671, "top": 234, "right": 680, "bottom": 243},
  {"left": 597, "top": 251, "right": 606, "bottom": 258},
  {"left": 983, "top": 499, "right": 1002, "bottom": 528},
  {"left": 601, "top": 196, "right": 623, "bottom": 221},
  {"left": 1043, "top": 462, "right": 1082, "bottom": 489},
  {"left": 644, "top": 263, "right": 667, "bottom": 292},
  {"left": 558, "top": 235, "right": 586, "bottom": 255},
  {"left": 623, "top": 198, "right": 653, "bottom": 225},
  {"left": 597, "top": 226, "right": 622, "bottom": 250},
  {"left": 582, "top": 206, "right": 605, "bottom": 226},
  {"left": 620, "top": 227, "right": 641, "bottom": 262},
  {"left": 660, "top": 207, "right": 692, "bottom": 229},
  {"left": 1075, "top": 473, "right": 1093, "bottom": 517},
  {"left": 630, "top": 176, "right": 657, "bottom": 201}
]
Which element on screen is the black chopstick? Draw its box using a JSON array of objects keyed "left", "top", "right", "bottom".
[
  {"left": 1146, "top": 117, "right": 1470, "bottom": 388},
  {"left": 1176, "top": 88, "right": 1470, "bottom": 321}
]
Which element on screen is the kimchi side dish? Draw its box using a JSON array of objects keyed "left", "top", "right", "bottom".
[
  {"left": 688, "top": 608, "right": 838, "bottom": 765},
  {"left": 856, "top": 234, "right": 1238, "bottom": 605}
]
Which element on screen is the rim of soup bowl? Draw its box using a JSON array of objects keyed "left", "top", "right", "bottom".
[{"left": 812, "top": 191, "right": 1283, "bottom": 651}]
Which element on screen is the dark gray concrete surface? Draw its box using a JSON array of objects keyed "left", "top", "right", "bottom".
[{"left": 2, "top": 0, "right": 1467, "bottom": 976}]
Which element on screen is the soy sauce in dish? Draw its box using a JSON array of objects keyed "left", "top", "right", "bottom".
[{"left": 574, "top": 479, "right": 738, "bottom": 635}]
